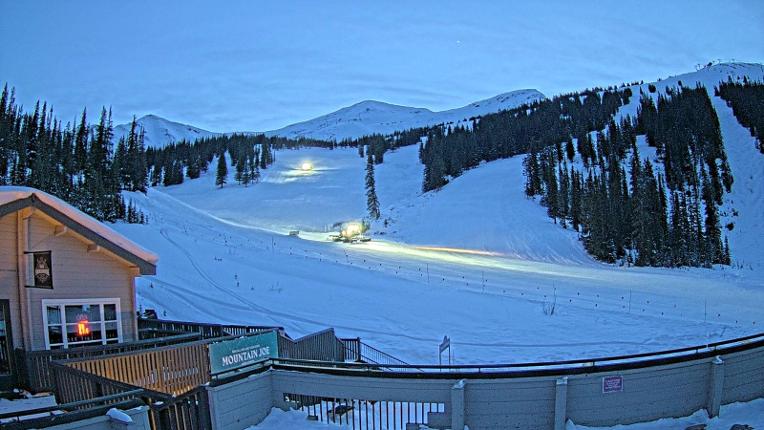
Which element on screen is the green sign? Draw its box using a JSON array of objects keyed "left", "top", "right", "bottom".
[{"left": 209, "top": 331, "right": 278, "bottom": 374}]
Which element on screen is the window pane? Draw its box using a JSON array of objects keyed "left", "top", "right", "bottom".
[
  {"left": 48, "top": 325, "right": 63, "bottom": 346},
  {"left": 65, "top": 305, "right": 101, "bottom": 324},
  {"left": 66, "top": 321, "right": 102, "bottom": 344},
  {"left": 47, "top": 306, "right": 61, "bottom": 325},
  {"left": 104, "top": 304, "right": 117, "bottom": 321},
  {"left": 105, "top": 322, "right": 119, "bottom": 340}
]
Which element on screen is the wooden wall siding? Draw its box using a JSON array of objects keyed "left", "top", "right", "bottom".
[
  {"left": 66, "top": 340, "right": 211, "bottom": 396},
  {"left": 25, "top": 214, "right": 138, "bottom": 350},
  {"left": 278, "top": 329, "right": 347, "bottom": 362},
  {"left": 463, "top": 378, "right": 556, "bottom": 430},
  {"left": 566, "top": 361, "right": 709, "bottom": 426},
  {"left": 207, "top": 371, "right": 273, "bottom": 430},
  {"left": 721, "top": 347, "right": 764, "bottom": 404},
  {"left": 0, "top": 214, "right": 22, "bottom": 349}
]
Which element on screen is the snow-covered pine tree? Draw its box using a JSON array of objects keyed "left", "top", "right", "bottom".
[{"left": 365, "top": 153, "right": 380, "bottom": 220}]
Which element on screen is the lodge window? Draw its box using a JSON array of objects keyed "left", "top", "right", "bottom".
[{"left": 42, "top": 299, "right": 122, "bottom": 349}]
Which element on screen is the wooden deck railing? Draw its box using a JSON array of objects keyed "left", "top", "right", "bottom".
[
  {"left": 278, "top": 328, "right": 347, "bottom": 362},
  {"left": 63, "top": 338, "right": 212, "bottom": 396},
  {"left": 48, "top": 362, "right": 212, "bottom": 430},
  {"left": 138, "top": 317, "right": 282, "bottom": 339},
  {"left": 50, "top": 362, "right": 148, "bottom": 405},
  {"left": 19, "top": 332, "right": 202, "bottom": 392}
]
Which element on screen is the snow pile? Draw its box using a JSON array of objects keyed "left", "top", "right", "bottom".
[
  {"left": 245, "top": 408, "right": 340, "bottom": 429},
  {"left": 266, "top": 89, "right": 545, "bottom": 141},
  {"left": 106, "top": 408, "right": 133, "bottom": 423},
  {"left": 113, "top": 114, "right": 219, "bottom": 148}
]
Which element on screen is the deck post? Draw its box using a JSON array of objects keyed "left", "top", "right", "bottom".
[
  {"left": 451, "top": 379, "right": 465, "bottom": 430},
  {"left": 554, "top": 376, "right": 568, "bottom": 430},
  {"left": 708, "top": 356, "right": 724, "bottom": 418}
]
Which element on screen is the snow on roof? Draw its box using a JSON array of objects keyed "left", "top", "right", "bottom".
[{"left": 0, "top": 186, "right": 158, "bottom": 265}]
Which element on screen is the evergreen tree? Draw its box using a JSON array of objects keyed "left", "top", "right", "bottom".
[
  {"left": 248, "top": 154, "right": 260, "bottom": 183},
  {"left": 701, "top": 170, "right": 722, "bottom": 264},
  {"left": 235, "top": 155, "right": 245, "bottom": 184},
  {"left": 565, "top": 136, "right": 575, "bottom": 161},
  {"left": 365, "top": 153, "right": 380, "bottom": 219},
  {"left": 215, "top": 151, "right": 227, "bottom": 188}
]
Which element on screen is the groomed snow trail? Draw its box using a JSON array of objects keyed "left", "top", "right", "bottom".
[
  {"left": 115, "top": 148, "right": 763, "bottom": 364},
  {"left": 112, "top": 63, "right": 764, "bottom": 364}
]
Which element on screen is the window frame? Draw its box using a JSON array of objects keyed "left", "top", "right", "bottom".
[{"left": 41, "top": 298, "right": 123, "bottom": 350}]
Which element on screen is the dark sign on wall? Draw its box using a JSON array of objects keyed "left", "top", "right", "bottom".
[
  {"left": 602, "top": 375, "right": 624, "bottom": 394},
  {"left": 25, "top": 251, "right": 53, "bottom": 289}
]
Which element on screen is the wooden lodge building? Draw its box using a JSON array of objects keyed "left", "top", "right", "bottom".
[{"left": 0, "top": 186, "right": 158, "bottom": 389}]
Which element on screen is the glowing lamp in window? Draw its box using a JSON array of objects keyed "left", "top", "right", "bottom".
[{"left": 77, "top": 319, "right": 91, "bottom": 337}]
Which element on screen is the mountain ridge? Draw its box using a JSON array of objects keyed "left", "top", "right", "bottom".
[
  {"left": 114, "top": 89, "right": 545, "bottom": 147},
  {"left": 113, "top": 62, "right": 764, "bottom": 148}
]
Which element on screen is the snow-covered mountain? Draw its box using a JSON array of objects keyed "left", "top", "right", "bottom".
[
  {"left": 266, "top": 89, "right": 545, "bottom": 141},
  {"left": 115, "top": 89, "right": 545, "bottom": 148},
  {"left": 113, "top": 114, "right": 219, "bottom": 148},
  {"left": 110, "top": 62, "right": 764, "bottom": 365}
]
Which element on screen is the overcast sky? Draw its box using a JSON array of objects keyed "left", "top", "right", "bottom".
[{"left": 1, "top": 1, "right": 763, "bottom": 132}]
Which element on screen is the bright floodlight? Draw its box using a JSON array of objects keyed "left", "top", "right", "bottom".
[
  {"left": 301, "top": 162, "right": 313, "bottom": 171},
  {"left": 342, "top": 222, "right": 362, "bottom": 238}
]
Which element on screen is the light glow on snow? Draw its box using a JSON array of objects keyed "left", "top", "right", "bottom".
[{"left": 110, "top": 64, "right": 764, "bottom": 365}]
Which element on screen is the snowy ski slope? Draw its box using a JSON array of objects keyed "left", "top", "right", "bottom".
[{"left": 112, "top": 64, "right": 764, "bottom": 364}]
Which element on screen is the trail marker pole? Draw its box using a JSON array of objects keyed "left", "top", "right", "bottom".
[{"left": 439, "top": 336, "right": 450, "bottom": 368}]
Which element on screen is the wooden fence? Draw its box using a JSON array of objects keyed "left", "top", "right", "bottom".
[
  {"left": 12, "top": 318, "right": 403, "bottom": 430},
  {"left": 278, "top": 328, "right": 347, "bottom": 362},
  {"left": 138, "top": 318, "right": 281, "bottom": 339},
  {"left": 63, "top": 338, "right": 212, "bottom": 396},
  {"left": 18, "top": 332, "right": 201, "bottom": 392},
  {"left": 49, "top": 363, "right": 212, "bottom": 430},
  {"left": 149, "top": 386, "right": 211, "bottom": 430}
]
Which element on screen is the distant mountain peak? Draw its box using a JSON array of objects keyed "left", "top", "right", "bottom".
[
  {"left": 113, "top": 114, "right": 218, "bottom": 148},
  {"left": 114, "top": 89, "right": 546, "bottom": 146},
  {"left": 266, "top": 89, "right": 546, "bottom": 141}
]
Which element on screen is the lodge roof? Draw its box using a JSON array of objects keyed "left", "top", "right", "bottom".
[{"left": 0, "top": 186, "right": 158, "bottom": 275}]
